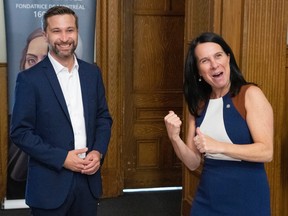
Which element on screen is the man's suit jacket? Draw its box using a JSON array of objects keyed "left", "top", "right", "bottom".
[{"left": 10, "top": 56, "right": 112, "bottom": 209}]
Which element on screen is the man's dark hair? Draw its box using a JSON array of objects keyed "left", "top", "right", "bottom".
[{"left": 42, "top": 6, "right": 78, "bottom": 32}]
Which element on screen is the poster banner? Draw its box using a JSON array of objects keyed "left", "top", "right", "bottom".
[{"left": 3, "top": 0, "right": 96, "bottom": 209}]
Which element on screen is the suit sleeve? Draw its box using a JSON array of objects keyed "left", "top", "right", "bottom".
[{"left": 10, "top": 72, "right": 68, "bottom": 171}]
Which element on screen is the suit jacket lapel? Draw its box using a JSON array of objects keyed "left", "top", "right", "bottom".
[
  {"left": 42, "top": 58, "right": 71, "bottom": 122},
  {"left": 78, "top": 61, "right": 89, "bottom": 132}
]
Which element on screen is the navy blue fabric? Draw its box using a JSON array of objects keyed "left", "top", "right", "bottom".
[
  {"left": 196, "top": 93, "right": 252, "bottom": 145},
  {"left": 192, "top": 91, "right": 270, "bottom": 215},
  {"left": 190, "top": 159, "right": 270, "bottom": 216},
  {"left": 31, "top": 173, "right": 98, "bottom": 216},
  {"left": 10, "top": 56, "right": 112, "bottom": 209}
]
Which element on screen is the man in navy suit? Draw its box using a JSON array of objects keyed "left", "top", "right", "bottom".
[{"left": 10, "top": 6, "right": 112, "bottom": 216}]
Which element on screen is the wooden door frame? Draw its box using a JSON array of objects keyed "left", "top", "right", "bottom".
[
  {"left": 0, "top": 64, "right": 8, "bottom": 200},
  {"left": 96, "top": 0, "right": 124, "bottom": 197},
  {"left": 96, "top": 0, "right": 185, "bottom": 196}
]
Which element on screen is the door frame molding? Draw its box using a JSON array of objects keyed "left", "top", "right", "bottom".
[{"left": 96, "top": 0, "right": 124, "bottom": 197}]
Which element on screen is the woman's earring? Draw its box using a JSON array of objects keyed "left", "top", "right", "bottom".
[{"left": 198, "top": 77, "right": 202, "bottom": 82}]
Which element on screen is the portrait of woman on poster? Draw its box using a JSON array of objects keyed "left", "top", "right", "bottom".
[
  {"left": 19, "top": 27, "right": 48, "bottom": 70},
  {"left": 164, "top": 32, "right": 273, "bottom": 215}
]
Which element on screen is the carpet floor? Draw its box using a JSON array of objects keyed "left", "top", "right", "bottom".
[{"left": 0, "top": 190, "right": 182, "bottom": 216}]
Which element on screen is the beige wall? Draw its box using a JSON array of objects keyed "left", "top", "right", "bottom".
[{"left": 0, "top": 0, "right": 7, "bottom": 63}]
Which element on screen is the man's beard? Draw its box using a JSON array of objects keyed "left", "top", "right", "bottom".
[{"left": 50, "top": 41, "right": 77, "bottom": 58}]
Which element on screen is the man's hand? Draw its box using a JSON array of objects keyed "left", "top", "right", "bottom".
[
  {"left": 63, "top": 148, "right": 88, "bottom": 172},
  {"left": 81, "top": 150, "right": 102, "bottom": 175}
]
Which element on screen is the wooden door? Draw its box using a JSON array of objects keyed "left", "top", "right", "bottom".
[{"left": 122, "top": 0, "right": 185, "bottom": 189}]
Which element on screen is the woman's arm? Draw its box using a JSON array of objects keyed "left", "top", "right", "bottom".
[{"left": 164, "top": 111, "right": 202, "bottom": 170}]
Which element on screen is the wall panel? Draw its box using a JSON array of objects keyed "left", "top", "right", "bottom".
[
  {"left": 0, "top": 64, "right": 8, "bottom": 200},
  {"left": 241, "top": 1, "right": 286, "bottom": 213}
]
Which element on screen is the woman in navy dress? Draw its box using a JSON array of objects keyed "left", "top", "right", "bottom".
[{"left": 164, "top": 32, "right": 273, "bottom": 216}]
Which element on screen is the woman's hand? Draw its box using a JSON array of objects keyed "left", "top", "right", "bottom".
[
  {"left": 164, "top": 111, "right": 182, "bottom": 142},
  {"left": 193, "top": 127, "right": 223, "bottom": 154}
]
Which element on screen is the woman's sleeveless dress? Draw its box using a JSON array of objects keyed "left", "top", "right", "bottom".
[{"left": 191, "top": 85, "right": 271, "bottom": 216}]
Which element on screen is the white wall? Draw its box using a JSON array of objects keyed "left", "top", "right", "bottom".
[{"left": 0, "top": 0, "right": 7, "bottom": 63}]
